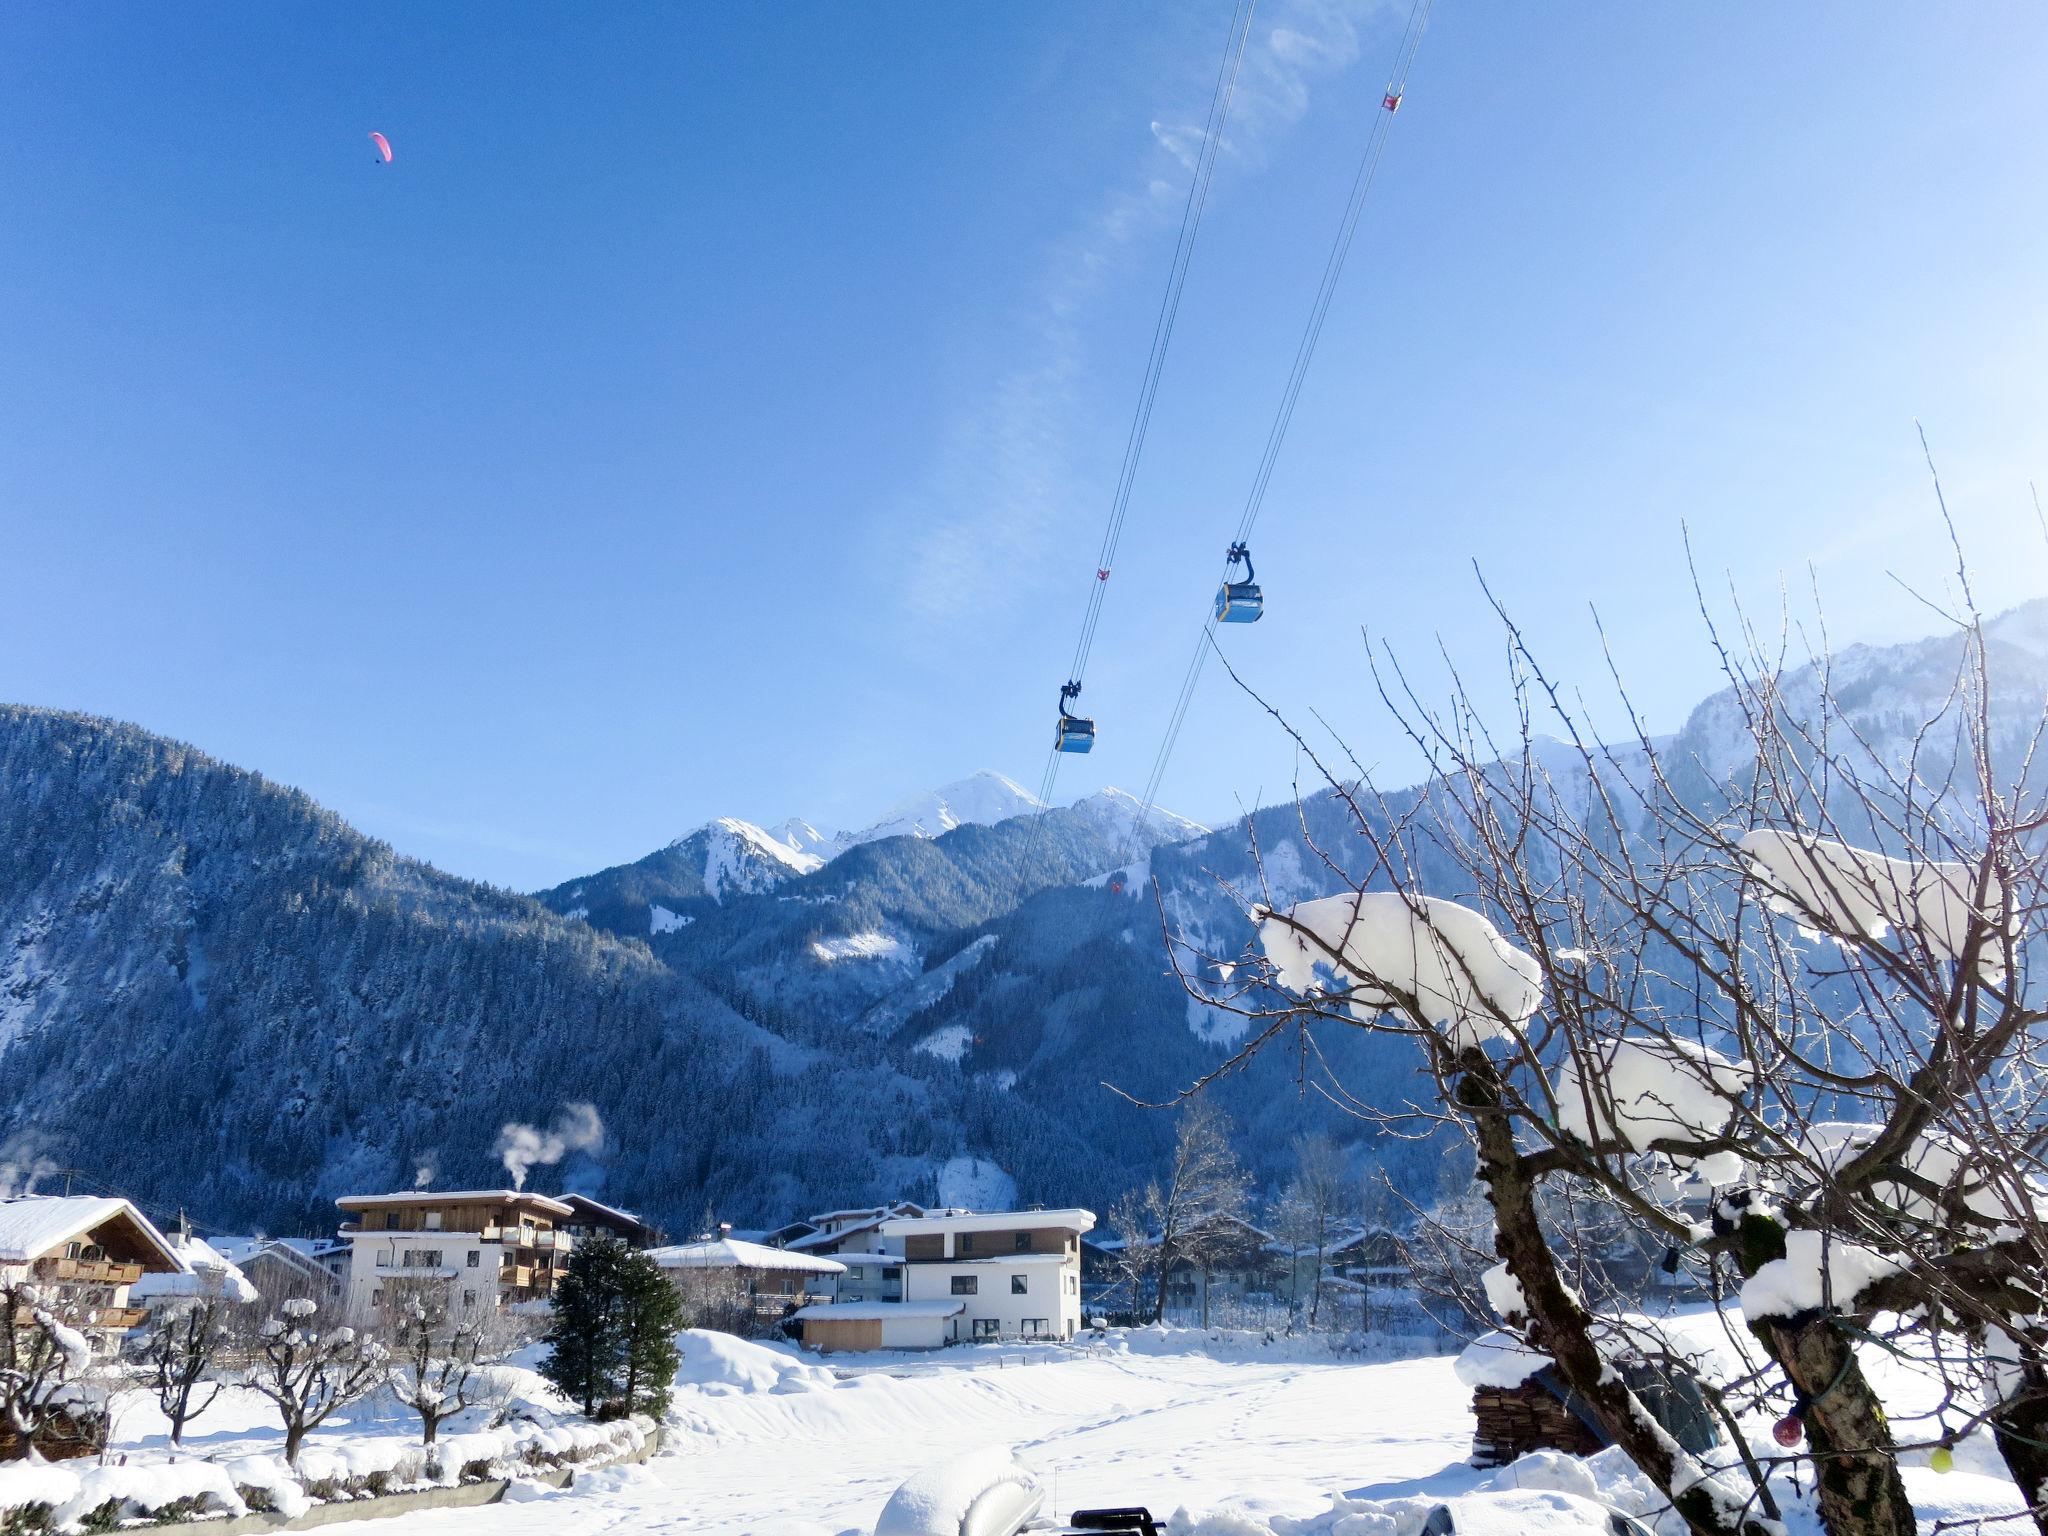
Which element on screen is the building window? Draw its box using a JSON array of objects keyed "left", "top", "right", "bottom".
[
  {"left": 883, "top": 1267, "right": 901, "bottom": 1281},
  {"left": 1011, "top": 1275, "right": 1028, "bottom": 1295},
  {"left": 1014, "top": 1233, "right": 1030, "bottom": 1252},
  {"left": 959, "top": 1234, "right": 975, "bottom": 1255},
  {"left": 1023, "top": 1318, "right": 1048, "bottom": 1336},
  {"left": 425, "top": 1212, "right": 443, "bottom": 1231},
  {"left": 1065, "top": 1274, "right": 1077, "bottom": 1294},
  {"left": 375, "top": 1251, "right": 389, "bottom": 1268},
  {"left": 467, "top": 1251, "right": 481, "bottom": 1268},
  {"left": 371, "top": 1289, "right": 383, "bottom": 1307},
  {"left": 973, "top": 1318, "right": 1000, "bottom": 1339},
  {"left": 950, "top": 1275, "right": 978, "bottom": 1296},
  {"left": 463, "top": 1290, "right": 477, "bottom": 1308}
]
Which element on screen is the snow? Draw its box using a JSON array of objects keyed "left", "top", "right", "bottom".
[
  {"left": 699, "top": 818, "right": 824, "bottom": 900},
  {"left": 673, "top": 1330, "right": 838, "bottom": 1394},
  {"left": 1740, "top": 829, "right": 2007, "bottom": 982},
  {"left": 871, "top": 1444, "right": 1040, "bottom": 1536},
  {"left": 810, "top": 932, "right": 916, "bottom": 965},
  {"left": 934, "top": 1155, "right": 1017, "bottom": 1211},
  {"left": 1257, "top": 893, "right": 1543, "bottom": 1048},
  {"left": 915, "top": 1024, "right": 973, "bottom": 1062},
  {"left": 1481, "top": 1263, "right": 1527, "bottom": 1324},
  {"left": 59, "top": 1313, "right": 2017, "bottom": 1536},
  {"left": 1553, "top": 1036, "right": 1747, "bottom": 1159},
  {"left": 648, "top": 1237, "right": 847, "bottom": 1276},
  {"left": 649, "top": 904, "right": 690, "bottom": 935},
  {"left": 1738, "top": 1228, "right": 1906, "bottom": 1320},
  {"left": 1454, "top": 1329, "right": 1553, "bottom": 1390}
]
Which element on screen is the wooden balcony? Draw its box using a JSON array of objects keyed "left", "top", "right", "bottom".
[
  {"left": 85, "top": 1306, "right": 149, "bottom": 1331},
  {"left": 43, "top": 1259, "right": 144, "bottom": 1286},
  {"left": 502, "top": 1265, "right": 533, "bottom": 1289}
]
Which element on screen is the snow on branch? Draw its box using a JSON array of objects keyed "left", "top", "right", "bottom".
[
  {"left": 1555, "top": 1036, "right": 1749, "bottom": 1175},
  {"left": 1739, "top": 829, "right": 2007, "bottom": 983},
  {"left": 1255, "top": 892, "right": 1543, "bottom": 1049}
]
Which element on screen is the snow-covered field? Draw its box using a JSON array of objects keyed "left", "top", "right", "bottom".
[{"left": 10, "top": 1321, "right": 2031, "bottom": 1535}]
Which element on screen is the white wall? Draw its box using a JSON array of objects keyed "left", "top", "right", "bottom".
[
  {"left": 344, "top": 1232, "right": 501, "bottom": 1319},
  {"left": 901, "top": 1259, "right": 1081, "bottom": 1341}
]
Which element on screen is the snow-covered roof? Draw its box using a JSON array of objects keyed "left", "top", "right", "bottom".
[
  {"left": 649, "top": 1237, "right": 847, "bottom": 1275},
  {"left": 559, "top": 1194, "right": 646, "bottom": 1226},
  {"left": 787, "top": 1218, "right": 887, "bottom": 1251},
  {"left": 336, "top": 1190, "right": 575, "bottom": 1216},
  {"left": 0, "top": 1196, "right": 185, "bottom": 1270},
  {"left": 131, "top": 1236, "right": 257, "bottom": 1305},
  {"left": 832, "top": 1252, "right": 904, "bottom": 1268},
  {"left": 792, "top": 1299, "right": 965, "bottom": 1321},
  {"left": 879, "top": 1208, "right": 1096, "bottom": 1238}
]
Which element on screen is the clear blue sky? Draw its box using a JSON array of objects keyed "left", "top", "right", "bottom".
[{"left": 4, "top": 2, "right": 2044, "bottom": 890}]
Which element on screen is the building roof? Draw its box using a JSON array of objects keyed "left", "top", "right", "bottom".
[
  {"left": 336, "top": 1190, "right": 575, "bottom": 1217},
  {"left": 786, "top": 1217, "right": 887, "bottom": 1252},
  {"left": 879, "top": 1208, "right": 1096, "bottom": 1238},
  {"left": 0, "top": 1195, "right": 186, "bottom": 1271},
  {"left": 131, "top": 1235, "right": 258, "bottom": 1304},
  {"left": 648, "top": 1237, "right": 847, "bottom": 1275},
  {"left": 559, "top": 1193, "right": 651, "bottom": 1230},
  {"left": 832, "top": 1252, "right": 904, "bottom": 1268},
  {"left": 792, "top": 1299, "right": 965, "bottom": 1322}
]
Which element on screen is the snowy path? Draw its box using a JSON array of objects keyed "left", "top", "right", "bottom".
[{"left": 371, "top": 1347, "right": 1475, "bottom": 1536}]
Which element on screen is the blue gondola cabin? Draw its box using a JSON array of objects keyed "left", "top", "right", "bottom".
[
  {"left": 1215, "top": 580, "right": 1263, "bottom": 623},
  {"left": 1056, "top": 715, "right": 1096, "bottom": 753}
]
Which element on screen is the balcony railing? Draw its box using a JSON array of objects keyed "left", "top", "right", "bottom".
[{"left": 44, "top": 1259, "right": 145, "bottom": 1286}]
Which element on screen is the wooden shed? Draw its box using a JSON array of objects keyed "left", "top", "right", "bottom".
[{"left": 1458, "top": 1330, "right": 1720, "bottom": 1469}]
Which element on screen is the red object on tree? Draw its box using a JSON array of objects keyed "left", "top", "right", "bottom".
[{"left": 1773, "top": 1413, "right": 1805, "bottom": 1448}]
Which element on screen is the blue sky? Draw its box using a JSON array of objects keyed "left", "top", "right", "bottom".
[{"left": 3, "top": 1, "right": 2044, "bottom": 890}]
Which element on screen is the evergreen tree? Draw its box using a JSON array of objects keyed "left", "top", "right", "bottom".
[
  {"left": 542, "top": 1236, "right": 632, "bottom": 1417},
  {"left": 616, "top": 1251, "right": 684, "bottom": 1419},
  {"left": 541, "top": 1237, "right": 680, "bottom": 1420}
]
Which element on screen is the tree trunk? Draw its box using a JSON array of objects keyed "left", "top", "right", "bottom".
[
  {"left": 1458, "top": 1058, "right": 1767, "bottom": 1536},
  {"left": 1720, "top": 1210, "right": 1914, "bottom": 1536},
  {"left": 1989, "top": 1391, "right": 2048, "bottom": 1536},
  {"left": 284, "top": 1422, "right": 305, "bottom": 1468},
  {"left": 423, "top": 1414, "right": 439, "bottom": 1446}
]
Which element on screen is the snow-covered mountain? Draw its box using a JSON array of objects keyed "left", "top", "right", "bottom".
[
  {"left": 2, "top": 600, "right": 2040, "bottom": 1237},
  {"left": 770, "top": 772, "right": 1048, "bottom": 863}
]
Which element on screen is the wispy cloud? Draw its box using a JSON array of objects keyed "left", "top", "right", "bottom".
[{"left": 891, "top": 0, "right": 1394, "bottom": 628}]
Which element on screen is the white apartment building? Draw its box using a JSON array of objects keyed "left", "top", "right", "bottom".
[
  {"left": 336, "top": 1190, "right": 576, "bottom": 1319},
  {"left": 795, "top": 1207, "right": 1094, "bottom": 1350}
]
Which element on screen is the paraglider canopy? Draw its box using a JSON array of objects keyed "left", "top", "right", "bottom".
[{"left": 368, "top": 132, "right": 393, "bottom": 164}]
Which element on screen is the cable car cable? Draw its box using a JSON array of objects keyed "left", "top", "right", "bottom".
[
  {"left": 1005, "top": 0, "right": 1261, "bottom": 900},
  {"left": 1121, "top": 0, "right": 1434, "bottom": 863}
]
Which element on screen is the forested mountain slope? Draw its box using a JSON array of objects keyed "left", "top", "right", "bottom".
[{"left": 0, "top": 601, "right": 2040, "bottom": 1237}]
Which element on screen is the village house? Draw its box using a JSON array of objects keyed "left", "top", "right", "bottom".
[
  {"left": 0, "top": 1195, "right": 187, "bottom": 1459},
  {"left": 128, "top": 1223, "right": 257, "bottom": 1320},
  {"left": 648, "top": 1230, "right": 844, "bottom": 1327},
  {"left": 792, "top": 1207, "right": 1094, "bottom": 1352},
  {"left": 211, "top": 1236, "right": 350, "bottom": 1310},
  {"left": 775, "top": 1200, "right": 930, "bottom": 1259},
  {"left": 336, "top": 1189, "right": 576, "bottom": 1317},
  {"left": 557, "top": 1193, "right": 664, "bottom": 1249},
  {"left": 0, "top": 1195, "right": 186, "bottom": 1340}
]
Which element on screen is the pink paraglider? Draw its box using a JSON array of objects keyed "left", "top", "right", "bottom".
[{"left": 368, "top": 132, "right": 393, "bottom": 164}]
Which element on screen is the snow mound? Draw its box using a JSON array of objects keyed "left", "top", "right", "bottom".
[
  {"left": 674, "top": 1329, "right": 837, "bottom": 1395},
  {"left": 872, "top": 1444, "right": 1042, "bottom": 1536},
  {"left": 1454, "top": 1328, "right": 1551, "bottom": 1390},
  {"left": 811, "top": 932, "right": 915, "bottom": 965},
  {"left": 1257, "top": 893, "right": 1542, "bottom": 1047},
  {"left": 1740, "top": 829, "right": 2006, "bottom": 982}
]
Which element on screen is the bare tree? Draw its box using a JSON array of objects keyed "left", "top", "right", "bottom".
[
  {"left": 133, "top": 1278, "right": 242, "bottom": 1447},
  {"left": 1146, "top": 1097, "right": 1252, "bottom": 1326},
  {"left": 1159, "top": 535, "right": 2048, "bottom": 1536},
  {"left": 1106, "top": 1189, "right": 1160, "bottom": 1323},
  {"left": 1, "top": 1283, "right": 103, "bottom": 1460},
  {"left": 1271, "top": 1133, "right": 1352, "bottom": 1330},
  {"left": 379, "top": 1278, "right": 526, "bottom": 1445},
  {"left": 241, "top": 1298, "right": 388, "bottom": 1466}
]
